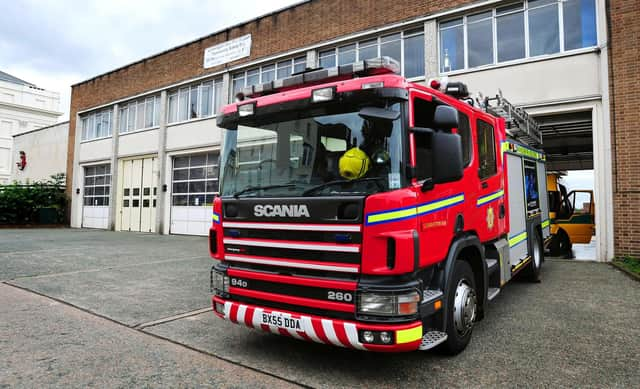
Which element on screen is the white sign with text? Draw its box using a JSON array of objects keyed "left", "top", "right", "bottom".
[{"left": 203, "top": 34, "right": 252, "bottom": 68}]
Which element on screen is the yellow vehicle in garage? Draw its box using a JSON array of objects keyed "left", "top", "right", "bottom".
[{"left": 546, "top": 173, "right": 595, "bottom": 257}]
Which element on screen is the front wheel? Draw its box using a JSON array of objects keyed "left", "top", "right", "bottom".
[{"left": 440, "top": 260, "right": 477, "bottom": 355}]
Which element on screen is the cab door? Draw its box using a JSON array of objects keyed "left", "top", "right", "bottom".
[{"left": 560, "top": 190, "right": 594, "bottom": 243}]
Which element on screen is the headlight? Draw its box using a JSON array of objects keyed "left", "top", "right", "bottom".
[
  {"left": 212, "top": 271, "right": 229, "bottom": 294},
  {"left": 357, "top": 291, "right": 420, "bottom": 316}
]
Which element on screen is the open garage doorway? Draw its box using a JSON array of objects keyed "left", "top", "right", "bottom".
[{"left": 536, "top": 111, "right": 595, "bottom": 260}]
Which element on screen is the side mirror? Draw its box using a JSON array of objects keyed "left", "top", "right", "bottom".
[
  {"left": 432, "top": 131, "right": 463, "bottom": 185},
  {"left": 433, "top": 105, "right": 459, "bottom": 130}
]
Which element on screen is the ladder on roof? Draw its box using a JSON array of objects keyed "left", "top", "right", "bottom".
[{"left": 477, "top": 90, "right": 542, "bottom": 147}]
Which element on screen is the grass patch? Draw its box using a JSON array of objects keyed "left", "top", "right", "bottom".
[{"left": 613, "top": 256, "right": 640, "bottom": 278}]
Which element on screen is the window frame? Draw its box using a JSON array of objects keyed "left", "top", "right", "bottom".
[
  {"left": 316, "top": 28, "right": 426, "bottom": 79},
  {"left": 438, "top": 0, "right": 598, "bottom": 74},
  {"left": 476, "top": 119, "right": 497, "bottom": 180}
]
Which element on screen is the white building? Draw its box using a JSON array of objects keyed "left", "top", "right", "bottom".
[
  {"left": 11, "top": 121, "right": 69, "bottom": 183},
  {"left": 0, "top": 71, "right": 62, "bottom": 184}
]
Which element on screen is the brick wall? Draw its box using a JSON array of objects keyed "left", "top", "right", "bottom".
[
  {"left": 609, "top": 0, "right": 640, "bottom": 257},
  {"left": 66, "top": 0, "right": 474, "bottom": 195}
]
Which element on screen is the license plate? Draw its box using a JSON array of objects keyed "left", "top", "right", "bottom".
[{"left": 260, "top": 311, "right": 302, "bottom": 331}]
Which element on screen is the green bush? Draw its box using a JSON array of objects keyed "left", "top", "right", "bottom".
[{"left": 0, "top": 173, "right": 67, "bottom": 224}]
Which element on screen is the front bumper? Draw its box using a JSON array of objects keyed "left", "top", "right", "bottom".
[{"left": 212, "top": 296, "right": 423, "bottom": 352}]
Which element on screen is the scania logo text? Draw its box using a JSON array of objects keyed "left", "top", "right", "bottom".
[{"left": 253, "top": 204, "right": 310, "bottom": 218}]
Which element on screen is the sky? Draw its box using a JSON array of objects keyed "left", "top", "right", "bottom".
[{"left": 0, "top": 0, "right": 301, "bottom": 121}]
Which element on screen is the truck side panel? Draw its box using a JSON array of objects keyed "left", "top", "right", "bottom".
[
  {"left": 506, "top": 153, "right": 528, "bottom": 266},
  {"left": 537, "top": 160, "right": 550, "bottom": 240}
]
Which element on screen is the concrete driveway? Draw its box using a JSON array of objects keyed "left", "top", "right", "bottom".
[{"left": 1, "top": 228, "right": 638, "bottom": 388}]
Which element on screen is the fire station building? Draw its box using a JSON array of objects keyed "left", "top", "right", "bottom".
[{"left": 67, "top": 0, "right": 638, "bottom": 261}]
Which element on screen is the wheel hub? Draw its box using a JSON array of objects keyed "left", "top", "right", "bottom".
[{"left": 453, "top": 279, "right": 477, "bottom": 335}]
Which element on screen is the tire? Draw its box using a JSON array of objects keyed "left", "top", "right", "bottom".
[
  {"left": 549, "top": 229, "right": 572, "bottom": 257},
  {"left": 440, "top": 260, "right": 477, "bottom": 355},
  {"left": 523, "top": 231, "right": 543, "bottom": 282}
]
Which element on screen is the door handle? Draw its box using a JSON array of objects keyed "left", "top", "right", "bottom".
[{"left": 481, "top": 182, "right": 488, "bottom": 189}]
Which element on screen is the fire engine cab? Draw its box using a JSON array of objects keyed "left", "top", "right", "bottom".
[{"left": 209, "top": 57, "right": 549, "bottom": 354}]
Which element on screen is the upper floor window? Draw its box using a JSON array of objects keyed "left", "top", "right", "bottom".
[
  {"left": 81, "top": 109, "right": 112, "bottom": 141},
  {"left": 167, "top": 78, "right": 223, "bottom": 124},
  {"left": 119, "top": 95, "right": 160, "bottom": 134},
  {"left": 439, "top": 0, "right": 597, "bottom": 73},
  {"left": 233, "top": 56, "right": 306, "bottom": 95},
  {"left": 318, "top": 28, "right": 425, "bottom": 79}
]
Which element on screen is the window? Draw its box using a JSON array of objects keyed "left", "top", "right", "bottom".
[
  {"left": 318, "top": 28, "right": 425, "bottom": 78},
  {"left": 496, "top": 3, "right": 525, "bottom": 62},
  {"left": 403, "top": 29, "right": 425, "bottom": 78},
  {"left": 200, "top": 81, "right": 212, "bottom": 117},
  {"left": 80, "top": 109, "right": 112, "bottom": 141},
  {"left": 528, "top": 0, "right": 560, "bottom": 56},
  {"left": 476, "top": 120, "right": 496, "bottom": 179},
  {"left": 319, "top": 49, "right": 336, "bottom": 68},
  {"left": 338, "top": 44, "right": 356, "bottom": 65},
  {"left": 439, "top": 0, "right": 597, "bottom": 73},
  {"left": 167, "top": 79, "right": 222, "bottom": 124},
  {"left": 524, "top": 160, "right": 540, "bottom": 214},
  {"left": 358, "top": 38, "right": 378, "bottom": 61},
  {"left": 178, "top": 88, "right": 189, "bottom": 122},
  {"left": 458, "top": 112, "right": 472, "bottom": 167},
  {"left": 232, "top": 56, "right": 308, "bottom": 94},
  {"left": 261, "top": 64, "right": 275, "bottom": 83},
  {"left": 440, "top": 18, "right": 464, "bottom": 72},
  {"left": 83, "top": 164, "right": 111, "bottom": 206},
  {"left": 412, "top": 97, "right": 436, "bottom": 180},
  {"left": 563, "top": 0, "right": 597, "bottom": 50},
  {"left": 467, "top": 11, "right": 493, "bottom": 67},
  {"left": 380, "top": 33, "right": 402, "bottom": 69},
  {"left": 172, "top": 152, "right": 219, "bottom": 206},
  {"left": 119, "top": 95, "right": 160, "bottom": 134}
]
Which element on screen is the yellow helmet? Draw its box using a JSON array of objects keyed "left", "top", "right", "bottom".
[{"left": 339, "top": 147, "right": 371, "bottom": 180}]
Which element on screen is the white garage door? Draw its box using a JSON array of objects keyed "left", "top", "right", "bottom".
[
  {"left": 82, "top": 164, "right": 111, "bottom": 229},
  {"left": 119, "top": 157, "right": 158, "bottom": 232},
  {"left": 170, "top": 152, "right": 218, "bottom": 235}
]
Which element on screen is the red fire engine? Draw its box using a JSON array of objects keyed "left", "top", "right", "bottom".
[{"left": 209, "top": 57, "right": 549, "bottom": 354}]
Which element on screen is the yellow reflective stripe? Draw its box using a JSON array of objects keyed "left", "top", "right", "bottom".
[
  {"left": 212, "top": 213, "right": 220, "bottom": 223},
  {"left": 416, "top": 194, "right": 464, "bottom": 215},
  {"left": 508, "top": 231, "right": 527, "bottom": 247},
  {"left": 512, "top": 256, "right": 531, "bottom": 272},
  {"left": 366, "top": 194, "right": 464, "bottom": 225},
  {"left": 367, "top": 207, "right": 416, "bottom": 225},
  {"left": 476, "top": 190, "right": 504, "bottom": 206},
  {"left": 541, "top": 219, "right": 550, "bottom": 228},
  {"left": 396, "top": 324, "right": 422, "bottom": 344},
  {"left": 502, "top": 141, "right": 545, "bottom": 161}
]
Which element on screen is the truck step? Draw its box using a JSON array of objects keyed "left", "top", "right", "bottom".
[
  {"left": 422, "top": 289, "right": 443, "bottom": 303},
  {"left": 486, "top": 258, "right": 499, "bottom": 274},
  {"left": 418, "top": 331, "right": 448, "bottom": 351},
  {"left": 487, "top": 287, "right": 501, "bottom": 301}
]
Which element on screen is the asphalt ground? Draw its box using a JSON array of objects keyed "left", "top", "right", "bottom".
[{"left": 1, "top": 228, "right": 639, "bottom": 388}]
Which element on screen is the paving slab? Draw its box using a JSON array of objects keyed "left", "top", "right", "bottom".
[
  {"left": 146, "top": 261, "right": 640, "bottom": 388},
  {"left": 0, "top": 283, "right": 299, "bottom": 389},
  {"left": 8, "top": 256, "right": 213, "bottom": 326},
  {"left": 0, "top": 228, "right": 207, "bottom": 281}
]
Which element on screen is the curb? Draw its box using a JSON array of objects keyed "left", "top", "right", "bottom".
[{"left": 610, "top": 262, "right": 640, "bottom": 282}]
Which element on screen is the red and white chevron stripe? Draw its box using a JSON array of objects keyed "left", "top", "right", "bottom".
[{"left": 220, "top": 300, "right": 367, "bottom": 350}]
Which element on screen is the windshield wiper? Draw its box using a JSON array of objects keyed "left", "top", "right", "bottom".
[
  {"left": 302, "top": 177, "right": 384, "bottom": 197},
  {"left": 233, "top": 184, "right": 298, "bottom": 198}
]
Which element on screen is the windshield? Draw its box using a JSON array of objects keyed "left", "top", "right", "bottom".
[{"left": 219, "top": 102, "right": 405, "bottom": 197}]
